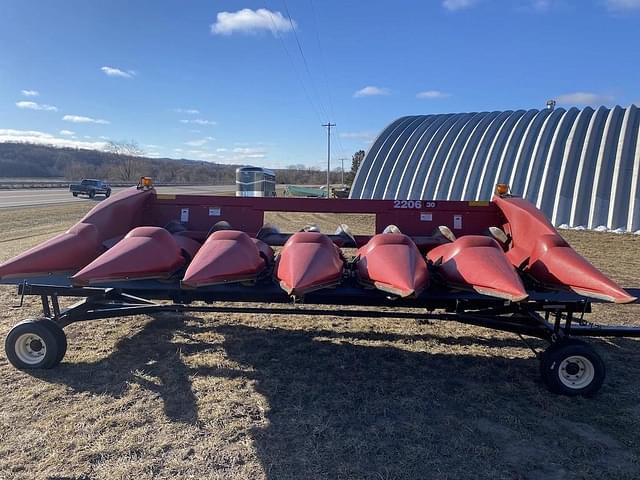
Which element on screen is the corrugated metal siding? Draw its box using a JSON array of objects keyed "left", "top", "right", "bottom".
[{"left": 350, "top": 105, "right": 640, "bottom": 231}]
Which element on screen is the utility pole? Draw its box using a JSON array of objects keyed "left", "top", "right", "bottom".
[
  {"left": 339, "top": 157, "right": 346, "bottom": 185},
  {"left": 322, "top": 122, "right": 335, "bottom": 197}
]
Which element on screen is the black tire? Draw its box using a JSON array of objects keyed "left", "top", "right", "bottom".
[
  {"left": 5, "top": 319, "right": 63, "bottom": 369},
  {"left": 105, "top": 189, "right": 111, "bottom": 198},
  {"left": 39, "top": 319, "right": 67, "bottom": 366},
  {"left": 540, "top": 340, "right": 605, "bottom": 396},
  {"left": 72, "top": 192, "right": 78, "bottom": 197},
  {"left": 89, "top": 190, "right": 96, "bottom": 199},
  {"left": 539, "top": 337, "right": 586, "bottom": 377}
]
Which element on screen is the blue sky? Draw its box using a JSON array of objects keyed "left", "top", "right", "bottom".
[{"left": 0, "top": 0, "right": 638, "bottom": 168}]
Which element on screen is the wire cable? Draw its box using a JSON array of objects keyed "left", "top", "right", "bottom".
[
  {"left": 264, "top": 0, "right": 325, "bottom": 123},
  {"left": 308, "top": 0, "right": 335, "bottom": 121},
  {"left": 281, "top": 0, "right": 330, "bottom": 121}
]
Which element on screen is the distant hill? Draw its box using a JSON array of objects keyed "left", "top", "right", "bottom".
[{"left": 0, "top": 142, "right": 341, "bottom": 185}]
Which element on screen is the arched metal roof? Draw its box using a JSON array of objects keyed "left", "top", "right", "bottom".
[{"left": 350, "top": 105, "right": 640, "bottom": 231}]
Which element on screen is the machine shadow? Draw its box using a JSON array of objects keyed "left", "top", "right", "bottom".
[
  {"left": 30, "top": 314, "right": 640, "bottom": 478},
  {"left": 208, "top": 324, "right": 640, "bottom": 479},
  {"left": 204, "top": 323, "right": 533, "bottom": 478},
  {"left": 30, "top": 313, "right": 213, "bottom": 424}
]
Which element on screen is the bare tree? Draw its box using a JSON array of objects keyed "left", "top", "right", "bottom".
[{"left": 105, "top": 140, "right": 145, "bottom": 181}]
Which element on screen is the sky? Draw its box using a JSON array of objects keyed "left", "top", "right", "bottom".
[{"left": 0, "top": 0, "right": 639, "bottom": 169}]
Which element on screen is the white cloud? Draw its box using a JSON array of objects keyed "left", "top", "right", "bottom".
[
  {"left": 339, "top": 131, "right": 376, "bottom": 141},
  {"left": 174, "top": 108, "right": 200, "bottom": 114},
  {"left": 63, "top": 114, "right": 110, "bottom": 124},
  {"left": 211, "top": 8, "right": 294, "bottom": 36},
  {"left": 416, "top": 90, "right": 451, "bottom": 99},
  {"left": 353, "top": 86, "right": 390, "bottom": 98},
  {"left": 101, "top": 66, "right": 136, "bottom": 78},
  {"left": 0, "top": 128, "right": 107, "bottom": 150},
  {"left": 59, "top": 130, "right": 75, "bottom": 136},
  {"left": 232, "top": 147, "right": 266, "bottom": 155},
  {"left": 442, "top": 0, "right": 478, "bottom": 11},
  {"left": 21, "top": 89, "right": 39, "bottom": 97},
  {"left": 555, "top": 92, "right": 615, "bottom": 105},
  {"left": 16, "top": 101, "right": 58, "bottom": 111},
  {"left": 182, "top": 145, "right": 269, "bottom": 164},
  {"left": 180, "top": 118, "right": 217, "bottom": 126},
  {"left": 606, "top": 0, "right": 640, "bottom": 10},
  {"left": 185, "top": 136, "right": 215, "bottom": 147}
]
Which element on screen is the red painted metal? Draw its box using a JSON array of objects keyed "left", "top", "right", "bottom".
[
  {"left": 0, "top": 187, "right": 153, "bottom": 279},
  {"left": 182, "top": 231, "right": 273, "bottom": 288},
  {"left": 357, "top": 233, "right": 429, "bottom": 297},
  {"left": 0, "top": 222, "right": 102, "bottom": 279},
  {"left": 72, "top": 227, "right": 186, "bottom": 286},
  {"left": 494, "top": 196, "right": 636, "bottom": 303},
  {"left": 0, "top": 187, "right": 634, "bottom": 305},
  {"left": 275, "top": 232, "right": 344, "bottom": 296},
  {"left": 427, "top": 236, "right": 528, "bottom": 302},
  {"left": 173, "top": 235, "right": 201, "bottom": 260},
  {"left": 149, "top": 194, "right": 502, "bottom": 242}
]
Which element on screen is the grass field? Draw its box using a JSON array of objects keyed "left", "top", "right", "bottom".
[{"left": 1, "top": 203, "right": 639, "bottom": 480}]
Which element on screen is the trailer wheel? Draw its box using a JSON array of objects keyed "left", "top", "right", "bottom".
[
  {"left": 540, "top": 340, "right": 605, "bottom": 396},
  {"left": 40, "top": 319, "right": 67, "bottom": 366},
  {"left": 105, "top": 189, "right": 111, "bottom": 198},
  {"left": 4, "top": 319, "right": 66, "bottom": 369},
  {"left": 72, "top": 192, "right": 78, "bottom": 197},
  {"left": 89, "top": 190, "right": 96, "bottom": 199},
  {"left": 539, "top": 337, "right": 585, "bottom": 377}
]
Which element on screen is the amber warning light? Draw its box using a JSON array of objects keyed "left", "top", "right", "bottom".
[
  {"left": 138, "top": 177, "right": 154, "bottom": 190},
  {"left": 495, "top": 183, "right": 510, "bottom": 197}
]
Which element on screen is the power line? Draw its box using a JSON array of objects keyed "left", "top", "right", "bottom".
[
  {"left": 339, "top": 157, "right": 346, "bottom": 185},
  {"left": 308, "top": 0, "right": 335, "bottom": 120},
  {"left": 264, "top": 0, "right": 325, "bottom": 123},
  {"left": 281, "top": 0, "right": 330, "bottom": 121},
  {"left": 306, "top": 0, "right": 349, "bottom": 161},
  {"left": 322, "top": 122, "right": 336, "bottom": 195},
  {"left": 332, "top": 124, "right": 350, "bottom": 160}
]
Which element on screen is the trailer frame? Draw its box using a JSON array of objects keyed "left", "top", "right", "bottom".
[
  {"left": 12, "top": 280, "right": 640, "bottom": 340},
  {"left": 5, "top": 279, "right": 640, "bottom": 397}
]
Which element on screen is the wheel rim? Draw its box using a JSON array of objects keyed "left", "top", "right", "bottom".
[
  {"left": 14, "top": 333, "right": 47, "bottom": 365},
  {"left": 558, "top": 355, "right": 595, "bottom": 389}
]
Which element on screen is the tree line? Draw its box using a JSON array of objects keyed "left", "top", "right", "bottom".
[{"left": 0, "top": 142, "right": 366, "bottom": 186}]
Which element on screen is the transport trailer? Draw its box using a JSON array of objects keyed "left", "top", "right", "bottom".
[{"left": 2, "top": 179, "right": 639, "bottom": 397}]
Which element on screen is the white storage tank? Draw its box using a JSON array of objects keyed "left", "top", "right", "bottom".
[{"left": 235, "top": 166, "right": 276, "bottom": 197}]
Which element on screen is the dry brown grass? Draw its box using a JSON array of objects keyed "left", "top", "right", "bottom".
[{"left": 1, "top": 204, "right": 639, "bottom": 480}]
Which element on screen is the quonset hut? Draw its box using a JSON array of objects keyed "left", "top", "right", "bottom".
[{"left": 349, "top": 105, "right": 640, "bottom": 232}]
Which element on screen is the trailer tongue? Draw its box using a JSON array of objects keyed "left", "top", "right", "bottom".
[{"left": 1, "top": 180, "right": 638, "bottom": 396}]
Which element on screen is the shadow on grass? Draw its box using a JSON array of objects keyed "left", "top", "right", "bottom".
[
  {"left": 31, "top": 314, "right": 640, "bottom": 479},
  {"left": 31, "top": 313, "right": 213, "bottom": 424}
]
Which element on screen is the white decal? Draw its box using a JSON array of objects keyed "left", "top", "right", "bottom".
[
  {"left": 209, "top": 207, "right": 221, "bottom": 216},
  {"left": 420, "top": 212, "right": 433, "bottom": 222},
  {"left": 180, "top": 208, "right": 189, "bottom": 223},
  {"left": 453, "top": 215, "right": 462, "bottom": 230},
  {"left": 393, "top": 200, "right": 436, "bottom": 209}
]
